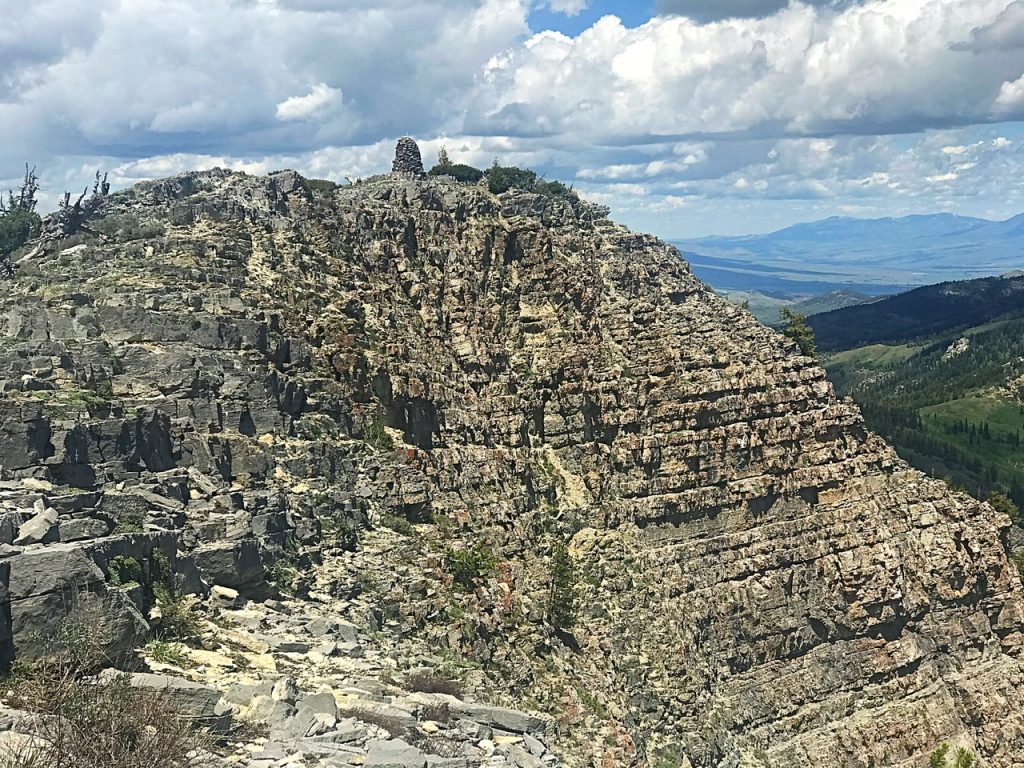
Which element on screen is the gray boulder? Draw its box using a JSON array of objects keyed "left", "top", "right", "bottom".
[
  {"left": 95, "top": 670, "right": 233, "bottom": 733},
  {"left": 13, "top": 505, "right": 58, "bottom": 546}
]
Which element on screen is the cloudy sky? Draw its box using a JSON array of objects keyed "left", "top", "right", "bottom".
[{"left": 2, "top": 0, "right": 1023, "bottom": 237}]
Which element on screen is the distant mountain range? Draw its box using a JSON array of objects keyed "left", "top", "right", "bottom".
[{"left": 674, "top": 212, "right": 1024, "bottom": 299}]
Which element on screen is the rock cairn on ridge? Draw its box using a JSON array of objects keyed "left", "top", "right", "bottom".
[{"left": 391, "top": 136, "right": 425, "bottom": 176}]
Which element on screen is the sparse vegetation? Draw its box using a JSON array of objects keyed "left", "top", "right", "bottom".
[
  {"left": 780, "top": 307, "right": 817, "bottom": 357},
  {"left": 403, "top": 669, "right": 464, "bottom": 697},
  {"left": 446, "top": 543, "right": 498, "bottom": 590},
  {"left": 112, "top": 504, "right": 146, "bottom": 534},
  {"left": 380, "top": 513, "right": 416, "bottom": 536},
  {"left": 336, "top": 705, "right": 409, "bottom": 738},
  {"left": 306, "top": 178, "right": 339, "bottom": 197},
  {"left": 364, "top": 412, "right": 396, "bottom": 450},
  {"left": 0, "top": 165, "right": 41, "bottom": 271},
  {"left": 929, "top": 743, "right": 976, "bottom": 768},
  {"left": 93, "top": 213, "right": 165, "bottom": 241},
  {"left": 548, "top": 541, "right": 577, "bottom": 631},
  {"left": 1, "top": 616, "right": 211, "bottom": 768},
  {"left": 988, "top": 490, "right": 1019, "bottom": 523},
  {"left": 145, "top": 639, "right": 191, "bottom": 667}
]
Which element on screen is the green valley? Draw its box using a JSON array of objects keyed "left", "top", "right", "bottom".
[{"left": 816, "top": 279, "right": 1024, "bottom": 509}]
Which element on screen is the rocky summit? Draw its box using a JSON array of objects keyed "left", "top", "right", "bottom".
[{"left": 1, "top": 147, "right": 1023, "bottom": 768}]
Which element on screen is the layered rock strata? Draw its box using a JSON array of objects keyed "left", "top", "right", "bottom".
[{"left": 0, "top": 163, "right": 1022, "bottom": 766}]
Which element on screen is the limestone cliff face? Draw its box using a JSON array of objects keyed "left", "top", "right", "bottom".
[{"left": 1, "top": 168, "right": 1023, "bottom": 767}]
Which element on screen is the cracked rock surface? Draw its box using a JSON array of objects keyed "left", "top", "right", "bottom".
[{"left": 0, "top": 168, "right": 1022, "bottom": 766}]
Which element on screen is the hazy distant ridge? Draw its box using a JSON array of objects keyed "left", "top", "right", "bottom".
[{"left": 675, "top": 212, "right": 1024, "bottom": 290}]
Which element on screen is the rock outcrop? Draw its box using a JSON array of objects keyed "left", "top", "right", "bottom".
[{"left": 0, "top": 162, "right": 1023, "bottom": 767}]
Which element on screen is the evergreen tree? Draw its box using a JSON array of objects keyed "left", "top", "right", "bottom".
[
  {"left": 988, "top": 490, "right": 1019, "bottom": 523},
  {"left": 779, "top": 307, "right": 817, "bottom": 357},
  {"left": 548, "top": 541, "right": 577, "bottom": 631},
  {"left": 0, "top": 164, "right": 41, "bottom": 265},
  {"left": 436, "top": 146, "right": 451, "bottom": 170}
]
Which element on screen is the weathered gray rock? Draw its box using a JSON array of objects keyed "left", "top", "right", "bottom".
[
  {"left": 453, "top": 703, "right": 550, "bottom": 736},
  {"left": 95, "top": 670, "right": 232, "bottom": 732},
  {"left": 13, "top": 506, "right": 57, "bottom": 546},
  {"left": 364, "top": 738, "right": 428, "bottom": 768}
]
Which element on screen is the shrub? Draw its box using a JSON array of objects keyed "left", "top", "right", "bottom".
[
  {"left": 780, "top": 307, "right": 817, "bottom": 357},
  {"left": 485, "top": 164, "right": 538, "bottom": 195},
  {"left": 306, "top": 178, "right": 338, "bottom": 196},
  {"left": 145, "top": 639, "right": 190, "bottom": 667},
  {"left": 929, "top": 743, "right": 976, "bottom": 768},
  {"left": 337, "top": 706, "right": 409, "bottom": 738},
  {"left": 403, "top": 669, "right": 464, "bottom": 697},
  {"left": 381, "top": 513, "right": 415, "bottom": 536},
  {"left": 988, "top": 490, "right": 1019, "bottom": 523},
  {"left": 2, "top": 664, "right": 211, "bottom": 768},
  {"left": 107, "top": 556, "right": 143, "bottom": 587},
  {"left": 0, "top": 165, "right": 41, "bottom": 258},
  {"left": 151, "top": 584, "right": 201, "bottom": 641},
  {"left": 364, "top": 413, "right": 396, "bottom": 450},
  {"left": 93, "top": 214, "right": 165, "bottom": 241},
  {"left": 417, "top": 701, "right": 452, "bottom": 724},
  {"left": 446, "top": 543, "right": 498, "bottom": 590},
  {"left": 429, "top": 163, "right": 484, "bottom": 183},
  {"left": 0, "top": 207, "right": 41, "bottom": 257},
  {"left": 1, "top": 615, "right": 212, "bottom": 768},
  {"left": 535, "top": 179, "right": 575, "bottom": 199}
]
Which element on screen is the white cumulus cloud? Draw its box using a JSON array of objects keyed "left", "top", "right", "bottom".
[{"left": 276, "top": 83, "right": 342, "bottom": 121}]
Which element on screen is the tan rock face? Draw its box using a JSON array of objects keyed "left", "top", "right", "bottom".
[{"left": 1, "top": 169, "right": 1023, "bottom": 766}]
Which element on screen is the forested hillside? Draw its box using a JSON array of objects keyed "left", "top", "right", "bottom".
[
  {"left": 819, "top": 282, "right": 1024, "bottom": 508},
  {"left": 810, "top": 274, "right": 1024, "bottom": 352}
]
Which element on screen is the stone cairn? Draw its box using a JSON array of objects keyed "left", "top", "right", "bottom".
[{"left": 392, "top": 137, "right": 425, "bottom": 176}]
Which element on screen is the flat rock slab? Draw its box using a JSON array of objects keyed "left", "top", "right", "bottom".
[
  {"left": 365, "top": 738, "right": 428, "bottom": 768},
  {"left": 452, "top": 702, "right": 550, "bottom": 736}
]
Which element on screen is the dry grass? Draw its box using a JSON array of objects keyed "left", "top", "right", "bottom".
[
  {"left": 403, "top": 669, "right": 464, "bottom": 697},
  {"left": 337, "top": 705, "right": 410, "bottom": 738},
  {"left": 1, "top": 612, "right": 213, "bottom": 768}
]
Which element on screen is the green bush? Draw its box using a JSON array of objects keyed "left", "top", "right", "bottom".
[
  {"left": 381, "top": 513, "right": 416, "bottom": 536},
  {"left": 485, "top": 164, "right": 538, "bottom": 195},
  {"left": 988, "top": 490, "right": 1019, "bottom": 523},
  {"left": 446, "top": 543, "right": 498, "bottom": 590},
  {"left": 534, "top": 179, "right": 574, "bottom": 199},
  {"left": 306, "top": 178, "right": 338, "bottom": 196},
  {"left": 152, "top": 583, "right": 201, "bottom": 641},
  {"left": 429, "top": 163, "right": 484, "bottom": 183},
  {"left": 364, "top": 413, "right": 396, "bottom": 450},
  {"left": 0, "top": 206, "right": 41, "bottom": 256},
  {"left": 93, "top": 214, "right": 165, "bottom": 241},
  {"left": 1, "top": 165, "right": 41, "bottom": 259},
  {"left": 780, "top": 307, "right": 817, "bottom": 357},
  {"left": 107, "top": 556, "right": 143, "bottom": 587},
  {"left": 929, "top": 743, "right": 976, "bottom": 768}
]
